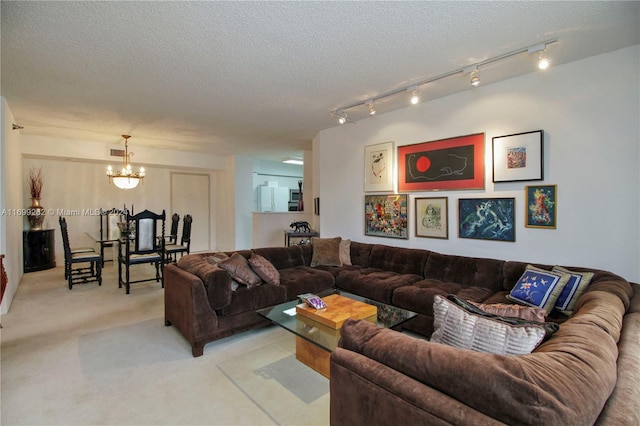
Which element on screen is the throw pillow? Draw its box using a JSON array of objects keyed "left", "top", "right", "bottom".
[
  {"left": 339, "top": 239, "right": 352, "bottom": 266},
  {"left": 552, "top": 266, "right": 594, "bottom": 315},
  {"left": 218, "top": 253, "right": 263, "bottom": 288},
  {"left": 431, "top": 295, "right": 551, "bottom": 355},
  {"left": 470, "top": 302, "right": 547, "bottom": 322},
  {"left": 507, "top": 265, "right": 570, "bottom": 312},
  {"left": 204, "top": 252, "right": 229, "bottom": 266},
  {"left": 310, "top": 237, "right": 343, "bottom": 267},
  {"left": 248, "top": 253, "right": 280, "bottom": 286}
]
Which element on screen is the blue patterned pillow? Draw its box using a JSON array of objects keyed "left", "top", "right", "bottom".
[
  {"left": 552, "top": 266, "right": 594, "bottom": 315},
  {"left": 507, "top": 265, "right": 570, "bottom": 312}
]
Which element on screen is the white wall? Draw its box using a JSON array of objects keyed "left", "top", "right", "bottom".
[
  {"left": 1, "top": 98, "right": 26, "bottom": 314},
  {"left": 314, "top": 45, "right": 640, "bottom": 282}
]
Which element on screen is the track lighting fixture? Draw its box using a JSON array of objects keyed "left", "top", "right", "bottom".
[
  {"left": 470, "top": 70, "right": 480, "bottom": 87},
  {"left": 537, "top": 52, "right": 550, "bottom": 70},
  {"left": 329, "top": 38, "right": 557, "bottom": 122},
  {"left": 408, "top": 86, "right": 420, "bottom": 105},
  {"left": 528, "top": 43, "right": 551, "bottom": 70}
]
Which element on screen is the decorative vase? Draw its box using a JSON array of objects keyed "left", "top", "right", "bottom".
[
  {"left": 27, "top": 198, "right": 46, "bottom": 230},
  {"left": 297, "top": 181, "right": 304, "bottom": 212}
]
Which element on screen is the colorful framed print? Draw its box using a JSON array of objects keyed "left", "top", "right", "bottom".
[
  {"left": 458, "top": 198, "right": 516, "bottom": 242},
  {"left": 365, "top": 194, "right": 408, "bottom": 239},
  {"left": 415, "top": 197, "right": 448, "bottom": 239},
  {"left": 364, "top": 141, "right": 394, "bottom": 192},
  {"left": 492, "top": 130, "right": 543, "bottom": 182},
  {"left": 526, "top": 185, "right": 557, "bottom": 229},
  {"left": 397, "top": 133, "right": 485, "bottom": 191}
]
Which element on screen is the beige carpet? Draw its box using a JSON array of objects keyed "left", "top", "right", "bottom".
[{"left": 0, "top": 264, "right": 329, "bottom": 425}]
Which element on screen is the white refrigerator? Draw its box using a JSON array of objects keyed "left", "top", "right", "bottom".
[{"left": 258, "top": 186, "right": 290, "bottom": 212}]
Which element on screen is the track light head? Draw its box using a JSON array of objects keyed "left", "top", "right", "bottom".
[
  {"left": 368, "top": 101, "right": 376, "bottom": 115},
  {"left": 337, "top": 110, "right": 347, "bottom": 124},
  {"left": 537, "top": 53, "right": 550, "bottom": 70},
  {"left": 407, "top": 86, "right": 420, "bottom": 105},
  {"left": 470, "top": 70, "right": 480, "bottom": 87}
]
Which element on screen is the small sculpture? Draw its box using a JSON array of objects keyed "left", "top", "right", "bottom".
[{"left": 290, "top": 220, "right": 311, "bottom": 233}]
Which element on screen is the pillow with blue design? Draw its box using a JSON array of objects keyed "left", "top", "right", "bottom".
[{"left": 508, "top": 264, "right": 593, "bottom": 315}]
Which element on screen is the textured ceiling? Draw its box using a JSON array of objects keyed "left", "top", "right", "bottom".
[{"left": 2, "top": 1, "right": 639, "bottom": 162}]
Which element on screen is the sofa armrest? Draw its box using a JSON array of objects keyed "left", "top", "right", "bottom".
[
  {"left": 164, "top": 264, "right": 219, "bottom": 357},
  {"left": 330, "top": 347, "right": 505, "bottom": 426},
  {"left": 339, "top": 318, "right": 618, "bottom": 426}
]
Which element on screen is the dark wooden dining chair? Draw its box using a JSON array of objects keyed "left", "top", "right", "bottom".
[
  {"left": 164, "top": 214, "right": 192, "bottom": 264},
  {"left": 59, "top": 216, "right": 102, "bottom": 289},
  {"left": 99, "top": 207, "right": 126, "bottom": 267},
  {"left": 166, "top": 213, "right": 180, "bottom": 244},
  {"left": 118, "top": 209, "right": 165, "bottom": 294}
]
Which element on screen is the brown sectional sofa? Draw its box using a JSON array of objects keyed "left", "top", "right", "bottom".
[{"left": 164, "top": 240, "right": 639, "bottom": 424}]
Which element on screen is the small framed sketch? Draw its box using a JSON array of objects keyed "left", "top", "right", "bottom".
[
  {"left": 415, "top": 197, "right": 448, "bottom": 239},
  {"left": 364, "top": 141, "right": 394, "bottom": 192},
  {"left": 526, "top": 185, "right": 557, "bottom": 229},
  {"left": 364, "top": 194, "right": 408, "bottom": 239},
  {"left": 492, "top": 130, "right": 543, "bottom": 182},
  {"left": 458, "top": 198, "right": 516, "bottom": 242}
]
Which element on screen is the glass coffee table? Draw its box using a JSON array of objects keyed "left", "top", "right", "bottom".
[{"left": 257, "top": 288, "right": 416, "bottom": 378}]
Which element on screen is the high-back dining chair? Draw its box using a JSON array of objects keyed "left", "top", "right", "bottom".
[
  {"left": 59, "top": 216, "right": 102, "bottom": 289},
  {"left": 99, "top": 207, "right": 126, "bottom": 266},
  {"left": 164, "top": 214, "right": 192, "bottom": 264},
  {"left": 117, "top": 209, "right": 165, "bottom": 294},
  {"left": 166, "top": 213, "right": 180, "bottom": 244}
]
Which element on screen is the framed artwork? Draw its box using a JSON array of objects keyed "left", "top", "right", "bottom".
[
  {"left": 492, "top": 130, "right": 543, "bottom": 182},
  {"left": 458, "top": 198, "right": 516, "bottom": 242},
  {"left": 526, "top": 185, "right": 557, "bottom": 229},
  {"left": 415, "top": 197, "right": 448, "bottom": 239},
  {"left": 397, "top": 133, "right": 485, "bottom": 191},
  {"left": 364, "top": 141, "right": 394, "bottom": 192},
  {"left": 365, "top": 194, "right": 408, "bottom": 239}
]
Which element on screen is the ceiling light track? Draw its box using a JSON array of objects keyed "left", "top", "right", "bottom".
[{"left": 330, "top": 38, "right": 557, "bottom": 123}]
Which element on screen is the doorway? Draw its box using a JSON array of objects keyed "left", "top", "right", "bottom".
[{"left": 170, "top": 173, "right": 211, "bottom": 253}]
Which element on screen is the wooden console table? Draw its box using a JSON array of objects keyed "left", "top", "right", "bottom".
[{"left": 284, "top": 230, "right": 319, "bottom": 247}]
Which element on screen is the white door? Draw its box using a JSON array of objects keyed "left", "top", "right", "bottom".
[{"left": 170, "top": 173, "right": 210, "bottom": 253}]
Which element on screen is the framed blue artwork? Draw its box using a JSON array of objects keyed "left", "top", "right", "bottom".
[{"left": 458, "top": 198, "right": 515, "bottom": 242}]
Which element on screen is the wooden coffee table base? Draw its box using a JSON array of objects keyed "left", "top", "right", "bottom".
[{"left": 296, "top": 336, "right": 331, "bottom": 378}]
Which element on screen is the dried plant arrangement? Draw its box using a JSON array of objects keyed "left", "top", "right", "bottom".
[{"left": 27, "top": 166, "right": 44, "bottom": 199}]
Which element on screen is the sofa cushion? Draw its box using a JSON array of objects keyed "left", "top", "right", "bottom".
[
  {"left": 336, "top": 268, "right": 423, "bottom": 304},
  {"left": 507, "top": 265, "right": 570, "bottom": 311},
  {"left": 339, "top": 239, "right": 352, "bottom": 266},
  {"left": 552, "top": 266, "right": 594, "bottom": 315},
  {"left": 423, "top": 251, "right": 505, "bottom": 292},
  {"left": 218, "top": 253, "right": 263, "bottom": 288},
  {"left": 177, "top": 254, "right": 233, "bottom": 310},
  {"left": 470, "top": 301, "right": 547, "bottom": 322},
  {"left": 369, "top": 245, "right": 428, "bottom": 276},
  {"left": 248, "top": 253, "right": 280, "bottom": 286},
  {"left": 253, "top": 245, "right": 305, "bottom": 270},
  {"left": 349, "top": 241, "right": 373, "bottom": 267},
  {"left": 217, "top": 282, "right": 287, "bottom": 316},
  {"left": 204, "top": 251, "right": 229, "bottom": 266},
  {"left": 279, "top": 266, "right": 335, "bottom": 299},
  {"left": 431, "top": 295, "right": 549, "bottom": 355},
  {"left": 392, "top": 279, "right": 495, "bottom": 317},
  {"left": 310, "top": 237, "right": 343, "bottom": 267}
]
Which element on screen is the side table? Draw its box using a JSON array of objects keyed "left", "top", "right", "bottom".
[
  {"left": 23, "top": 229, "right": 56, "bottom": 273},
  {"left": 284, "top": 230, "right": 319, "bottom": 247}
]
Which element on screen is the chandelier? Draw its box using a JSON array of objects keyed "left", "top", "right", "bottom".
[{"left": 106, "top": 135, "right": 145, "bottom": 190}]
